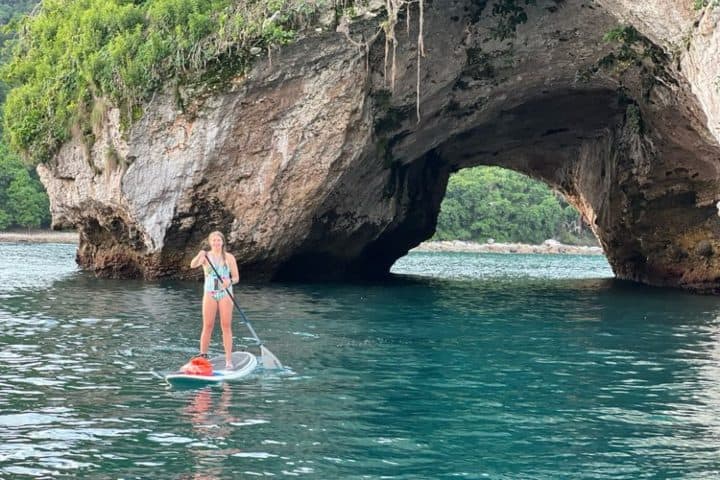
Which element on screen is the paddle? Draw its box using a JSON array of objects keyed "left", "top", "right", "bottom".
[{"left": 205, "top": 254, "right": 283, "bottom": 369}]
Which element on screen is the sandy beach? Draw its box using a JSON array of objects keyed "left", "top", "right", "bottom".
[
  {"left": 0, "top": 230, "right": 79, "bottom": 244},
  {"left": 412, "top": 239, "right": 604, "bottom": 255}
]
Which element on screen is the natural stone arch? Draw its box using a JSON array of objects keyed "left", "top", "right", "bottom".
[
  {"left": 37, "top": 0, "right": 720, "bottom": 292},
  {"left": 273, "top": 0, "right": 720, "bottom": 290},
  {"left": 384, "top": 84, "right": 720, "bottom": 290}
]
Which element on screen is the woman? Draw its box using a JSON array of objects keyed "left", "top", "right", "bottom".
[{"left": 190, "top": 231, "right": 240, "bottom": 369}]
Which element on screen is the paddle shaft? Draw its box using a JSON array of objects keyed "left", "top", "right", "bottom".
[{"left": 205, "top": 254, "right": 263, "bottom": 346}]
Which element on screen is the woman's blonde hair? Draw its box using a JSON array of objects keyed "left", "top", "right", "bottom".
[{"left": 207, "top": 230, "right": 227, "bottom": 265}]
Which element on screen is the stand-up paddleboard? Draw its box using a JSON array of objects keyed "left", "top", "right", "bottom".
[
  {"left": 164, "top": 255, "right": 284, "bottom": 387},
  {"left": 165, "top": 351, "right": 257, "bottom": 386}
]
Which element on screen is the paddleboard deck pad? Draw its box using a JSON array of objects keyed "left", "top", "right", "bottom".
[{"left": 165, "top": 351, "right": 257, "bottom": 385}]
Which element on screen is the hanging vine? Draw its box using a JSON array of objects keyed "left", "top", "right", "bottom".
[
  {"left": 383, "top": 0, "right": 425, "bottom": 122},
  {"left": 338, "top": 0, "right": 426, "bottom": 122}
]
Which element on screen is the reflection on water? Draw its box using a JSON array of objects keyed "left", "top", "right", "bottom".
[
  {"left": 2, "top": 244, "right": 720, "bottom": 478},
  {"left": 180, "top": 385, "right": 240, "bottom": 480}
]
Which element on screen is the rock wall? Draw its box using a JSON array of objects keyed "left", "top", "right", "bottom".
[{"left": 38, "top": 0, "right": 720, "bottom": 291}]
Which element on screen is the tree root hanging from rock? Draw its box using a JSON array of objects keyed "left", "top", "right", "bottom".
[{"left": 337, "top": 0, "right": 425, "bottom": 122}]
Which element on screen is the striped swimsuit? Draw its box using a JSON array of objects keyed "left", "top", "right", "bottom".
[{"left": 204, "top": 256, "right": 232, "bottom": 301}]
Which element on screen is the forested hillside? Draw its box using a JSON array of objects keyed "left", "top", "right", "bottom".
[
  {"left": 0, "top": 0, "right": 49, "bottom": 229},
  {"left": 435, "top": 167, "right": 597, "bottom": 245}
]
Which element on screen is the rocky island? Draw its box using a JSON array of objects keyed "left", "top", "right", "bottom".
[{"left": 13, "top": 1, "right": 720, "bottom": 291}]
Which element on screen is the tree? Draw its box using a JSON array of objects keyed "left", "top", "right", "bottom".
[
  {"left": 0, "top": 143, "right": 50, "bottom": 229},
  {"left": 435, "top": 166, "right": 596, "bottom": 245},
  {"left": 7, "top": 173, "right": 49, "bottom": 228}
]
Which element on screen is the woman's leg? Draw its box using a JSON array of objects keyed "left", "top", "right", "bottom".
[
  {"left": 200, "top": 294, "right": 218, "bottom": 355},
  {"left": 218, "top": 296, "right": 233, "bottom": 365}
]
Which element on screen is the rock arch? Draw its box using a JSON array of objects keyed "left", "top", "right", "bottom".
[{"left": 39, "top": 0, "right": 720, "bottom": 291}]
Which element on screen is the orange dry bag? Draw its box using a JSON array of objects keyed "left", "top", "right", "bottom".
[{"left": 180, "top": 357, "right": 213, "bottom": 376}]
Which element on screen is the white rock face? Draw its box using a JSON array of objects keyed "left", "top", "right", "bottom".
[
  {"left": 596, "top": 0, "right": 720, "bottom": 143},
  {"left": 42, "top": 35, "right": 377, "bottom": 278}
]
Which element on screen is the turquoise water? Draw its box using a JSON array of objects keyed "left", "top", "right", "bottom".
[{"left": 2, "top": 245, "right": 720, "bottom": 478}]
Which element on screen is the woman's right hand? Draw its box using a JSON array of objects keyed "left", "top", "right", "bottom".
[{"left": 191, "top": 250, "right": 207, "bottom": 268}]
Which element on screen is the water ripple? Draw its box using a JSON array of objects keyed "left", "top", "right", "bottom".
[{"left": 3, "top": 245, "right": 720, "bottom": 477}]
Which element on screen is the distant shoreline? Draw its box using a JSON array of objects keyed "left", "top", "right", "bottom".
[
  {"left": 0, "top": 231, "right": 603, "bottom": 255},
  {"left": 411, "top": 240, "right": 604, "bottom": 255},
  {"left": 0, "top": 229, "right": 79, "bottom": 244}
]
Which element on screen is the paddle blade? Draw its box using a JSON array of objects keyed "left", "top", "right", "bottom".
[{"left": 260, "top": 345, "right": 283, "bottom": 370}]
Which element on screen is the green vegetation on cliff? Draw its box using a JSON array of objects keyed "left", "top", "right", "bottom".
[
  {"left": 435, "top": 166, "right": 597, "bottom": 245},
  {"left": 694, "top": 0, "right": 720, "bottom": 9},
  {"left": 1, "top": 0, "right": 323, "bottom": 165}
]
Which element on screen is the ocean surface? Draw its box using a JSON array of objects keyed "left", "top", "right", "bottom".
[{"left": 2, "top": 244, "right": 720, "bottom": 479}]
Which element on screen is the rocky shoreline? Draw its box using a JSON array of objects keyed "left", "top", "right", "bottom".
[
  {"left": 0, "top": 230, "right": 79, "bottom": 244},
  {"left": 412, "top": 239, "right": 604, "bottom": 255}
]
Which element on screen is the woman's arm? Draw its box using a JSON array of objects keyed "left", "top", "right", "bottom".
[
  {"left": 190, "top": 250, "right": 207, "bottom": 269},
  {"left": 229, "top": 254, "right": 240, "bottom": 284}
]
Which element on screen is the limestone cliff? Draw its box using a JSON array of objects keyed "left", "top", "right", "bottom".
[{"left": 38, "top": 0, "right": 720, "bottom": 292}]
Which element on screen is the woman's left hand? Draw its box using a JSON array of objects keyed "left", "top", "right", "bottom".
[{"left": 221, "top": 278, "right": 231, "bottom": 289}]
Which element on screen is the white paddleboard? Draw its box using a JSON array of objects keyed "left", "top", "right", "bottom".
[{"left": 165, "top": 351, "right": 257, "bottom": 385}]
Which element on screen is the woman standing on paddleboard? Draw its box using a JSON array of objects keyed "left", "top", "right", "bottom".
[{"left": 190, "top": 231, "right": 240, "bottom": 369}]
